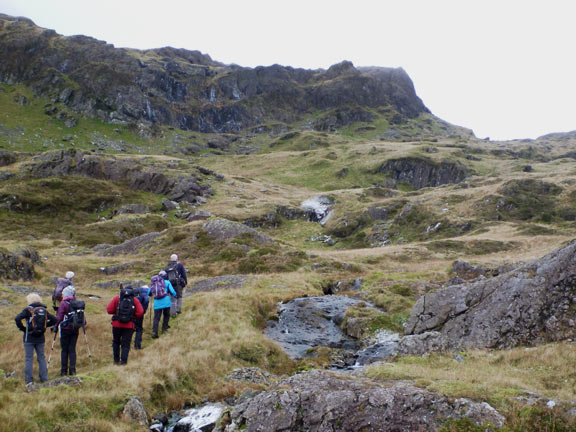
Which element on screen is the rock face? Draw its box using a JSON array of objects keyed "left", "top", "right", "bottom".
[
  {"left": 0, "top": 249, "right": 38, "bottom": 280},
  {"left": 216, "top": 370, "right": 505, "bottom": 432},
  {"left": 95, "top": 232, "right": 162, "bottom": 256},
  {"left": 203, "top": 219, "right": 273, "bottom": 244},
  {"left": 264, "top": 296, "right": 365, "bottom": 358},
  {"left": 22, "top": 150, "right": 212, "bottom": 204},
  {"left": 405, "top": 241, "right": 576, "bottom": 350},
  {"left": 122, "top": 396, "right": 148, "bottom": 427},
  {"left": 0, "top": 14, "right": 428, "bottom": 133},
  {"left": 376, "top": 157, "right": 468, "bottom": 189}
]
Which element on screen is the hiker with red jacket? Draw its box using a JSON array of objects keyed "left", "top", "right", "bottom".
[
  {"left": 56, "top": 286, "right": 85, "bottom": 376},
  {"left": 14, "top": 293, "right": 58, "bottom": 385},
  {"left": 106, "top": 285, "right": 144, "bottom": 365}
]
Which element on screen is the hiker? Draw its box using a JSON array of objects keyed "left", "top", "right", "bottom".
[
  {"left": 52, "top": 271, "right": 74, "bottom": 310},
  {"left": 133, "top": 285, "right": 150, "bottom": 350},
  {"left": 14, "top": 293, "right": 58, "bottom": 384},
  {"left": 165, "top": 254, "right": 187, "bottom": 317},
  {"left": 106, "top": 285, "right": 144, "bottom": 365},
  {"left": 148, "top": 270, "right": 177, "bottom": 339},
  {"left": 55, "top": 286, "right": 85, "bottom": 376}
]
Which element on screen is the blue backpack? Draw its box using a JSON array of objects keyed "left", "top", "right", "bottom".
[{"left": 137, "top": 287, "right": 150, "bottom": 312}]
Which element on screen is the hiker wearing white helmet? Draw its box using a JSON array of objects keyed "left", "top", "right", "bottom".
[
  {"left": 52, "top": 271, "right": 75, "bottom": 310},
  {"left": 164, "top": 254, "right": 188, "bottom": 317}
]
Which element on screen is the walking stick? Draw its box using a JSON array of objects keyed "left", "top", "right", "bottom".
[
  {"left": 81, "top": 325, "right": 94, "bottom": 370},
  {"left": 46, "top": 325, "right": 59, "bottom": 371}
]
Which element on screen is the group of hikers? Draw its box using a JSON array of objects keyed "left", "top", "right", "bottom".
[{"left": 13, "top": 254, "right": 187, "bottom": 384}]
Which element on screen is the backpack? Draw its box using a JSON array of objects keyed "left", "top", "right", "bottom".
[
  {"left": 28, "top": 306, "right": 48, "bottom": 336},
  {"left": 65, "top": 300, "right": 85, "bottom": 330},
  {"left": 165, "top": 262, "right": 182, "bottom": 289},
  {"left": 137, "top": 287, "right": 150, "bottom": 311},
  {"left": 116, "top": 289, "right": 135, "bottom": 323},
  {"left": 150, "top": 275, "right": 168, "bottom": 299},
  {"left": 54, "top": 278, "right": 72, "bottom": 301}
]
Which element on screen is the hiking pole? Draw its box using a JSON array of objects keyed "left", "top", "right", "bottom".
[
  {"left": 46, "top": 324, "right": 59, "bottom": 371},
  {"left": 81, "top": 325, "right": 94, "bottom": 370}
]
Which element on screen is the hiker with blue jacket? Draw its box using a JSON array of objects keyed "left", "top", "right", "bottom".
[
  {"left": 133, "top": 285, "right": 150, "bottom": 349},
  {"left": 14, "top": 293, "right": 58, "bottom": 385},
  {"left": 148, "top": 271, "right": 177, "bottom": 339},
  {"left": 56, "top": 286, "right": 85, "bottom": 376}
]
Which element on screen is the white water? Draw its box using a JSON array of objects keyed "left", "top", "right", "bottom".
[
  {"left": 167, "top": 403, "right": 225, "bottom": 432},
  {"left": 301, "top": 196, "right": 333, "bottom": 225}
]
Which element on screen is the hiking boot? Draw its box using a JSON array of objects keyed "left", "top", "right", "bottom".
[{"left": 151, "top": 334, "right": 158, "bottom": 339}]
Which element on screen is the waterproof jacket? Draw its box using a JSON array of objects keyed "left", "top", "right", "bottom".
[
  {"left": 106, "top": 295, "right": 144, "bottom": 329},
  {"left": 165, "top": 261, "right": 188, "bottom": 288},
  {"left": 14, "top": 302, "right": 57, "bottom": 343},
  {"left": 136, "top": 287, "right": 150, "bottom": 313},
  {"left": 57, "top": 296, "right": 86, "bottom": 332},
  {"left": 53, "top": 277, "right": 73, "bottom": 303},
  {"left": 148, "top": 280, "right": 176, "bottom": 310}
]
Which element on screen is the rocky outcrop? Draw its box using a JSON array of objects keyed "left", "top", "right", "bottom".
[
  {"left": 25, "top": 376, "right": 82, "bottom": 392},
  {"left": 122, "top": 396, "right": 148, "bottom": 427},
  {"left": 22, "top": 150, "right": 212, "bottom": 204},
  {"left": 202, "top": 219, "right": 273, "bottom": 244},
  {"left": 95, "top": 232, "right": 162, "bottom": 256},
  {"left": 0, "top": 150, "right": 18, "bottom": 166},
  {"left": 0, "top": 15, "right": 428, "bottom": 133},
  {"left": 215, "top": 370, "right": 505, "bottom": 431},
  {"left": 404, "top": 241, "right": 576, "bottom": 350},
  {"left": 0, "top": 249, "right": 38, "bottom": 280},
  {"left": 185, "top": 275, "right": 251, "bottom": 295},
  {"left": 376, "top": 157, "right": 468, "bottom": 189}
]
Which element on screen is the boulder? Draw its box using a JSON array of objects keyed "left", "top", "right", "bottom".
[
  {"left": 25, "top": 376, "right": 82, "bottom": 392},
  {"left": 405, "top": 241, "right": 576, "bottom": 350},
  {"left": 202, "top": 219, "right": 273, "bottom": 244},
  {"left": 376, "top": 157, "right": 468, "bottom": 189},
  {"left": 0, "top": 249, "right": 37, "bottom": 281},
  {"left": 122, "top": 396, "right": 148, "bottom": 427},
  {"left": 215, "top": 370, "right": 505, "bottom": 431},
  {"left": 96, "top": 232, "right": 162, "bottom": 256},
  {"left": 185, "top": 275, "right": 251, "bottom": 295}
]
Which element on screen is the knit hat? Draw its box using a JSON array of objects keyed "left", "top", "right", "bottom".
[
  {"left": 159, "top": 270, "right": 167, "bottom": 279},
  {"left": 62, "top": 286, "right": 75, "bottom": 298},
  {"left": 170, "top": 254, "right": 178, "bottom": 261},
  {"left": 65, "top": 271, "right": 75, "bottom": 279}
]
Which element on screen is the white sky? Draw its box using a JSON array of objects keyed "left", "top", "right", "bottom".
[{"left": 2, "top": 0, "right": 575, "bottom": 140}]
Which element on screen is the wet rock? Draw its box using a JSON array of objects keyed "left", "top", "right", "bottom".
[
  {"left": 405, "top": 241, "right": 576, "bottom": 350},
  {"left": 355, "top": 331, "right": 401, "bottom": 365},
  {"left": 26, "top": 376, "right": 82, "bottom": 392},
  {"left": 123, "top": 396, "right": 149, "bottom": 427},
  {"left": 301, "top": 196, "right": 333, "bottom": 225},
  {"left": 173, "top": 404, "right": 226, "bottom": 432},
  {"left": 96, "top": 232, "right": 162, "bottom": 256},
  {"left": 203, "top": 219, "right": 273, "bottom": 244},
  {"left": 264, "top": 296, "right": 365, "bottom": 358},
  {"left": 376, "top": 157, "right": 468, "bottom": 189},
  {"left": 215, "top": 370, "right": 505, "bottom": 431}
]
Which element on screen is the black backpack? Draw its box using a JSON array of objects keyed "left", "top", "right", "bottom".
[
  {"left": 28, "top": 306, "right": 48, "bottom": 336},
  {"left": 116, "top": 289, "right": 135, "bottom": 323},
  {"left": 65, "top": 300, "right": 85, "bottom": 329},
  {"left": 165, "top": 262, "right": 181, "bottom": 289}
]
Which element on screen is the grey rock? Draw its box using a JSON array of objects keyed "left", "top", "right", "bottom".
[
  {"left": 96, "top": 232, "right": 162, "bottom": 256},
  {"left": 26, "top": 376, "right": 82, "bottom": 392},
  {"left": 203, "top": 219, "right": 273, "bottom": 244},
  {"left": 0, "top": 249, "right": 38, "bottom": 281},
  {"left": 451, "top": 260, "right": 492, "bottom": 280},
  {"left": 215, "top": 370, "right": 505, "bottom": 432},
  {"left": 112, "top": 203, "right": 150, "bottom": 216},
  {"left": 99, "top": 262, "right": 135, "bottom": 275},
  {"left": 161, "top": 198, "right": 179, "bottom": 211},
  {"left": 225, "top": 368, "right": 276, "bottom": 385},
  {"left": 123, "top": 396, "right": 149, "bottom": 427},
  {"left": 186, "top": 275, "right": 251, "bottom": 296},
  {"left": 0, "top": 171, "right": 14, "bottom": 181},
  {"left": 92, "top": 280, "right": 146, "bottom": 290},
  {"left": 405, "top": 241, "right": 576, "bottom": 350},
  {"left": 376, "top": 157, "right": 468, "bottom": 189},
  {"left": 187, "top": 210, "right": 212, "bottom": 221}
]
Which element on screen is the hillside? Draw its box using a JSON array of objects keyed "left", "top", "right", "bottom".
[{"left": 1, "top": 13, "right": 576, "bottom": 432}]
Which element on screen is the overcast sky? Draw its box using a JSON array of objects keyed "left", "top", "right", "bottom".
[{"left": 3, "top": 0, "right": 575, "bottom": 140}]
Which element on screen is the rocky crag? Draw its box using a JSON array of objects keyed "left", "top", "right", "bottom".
[{"left": 0, "top": 14, "right": 430, "bottom": 134}]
